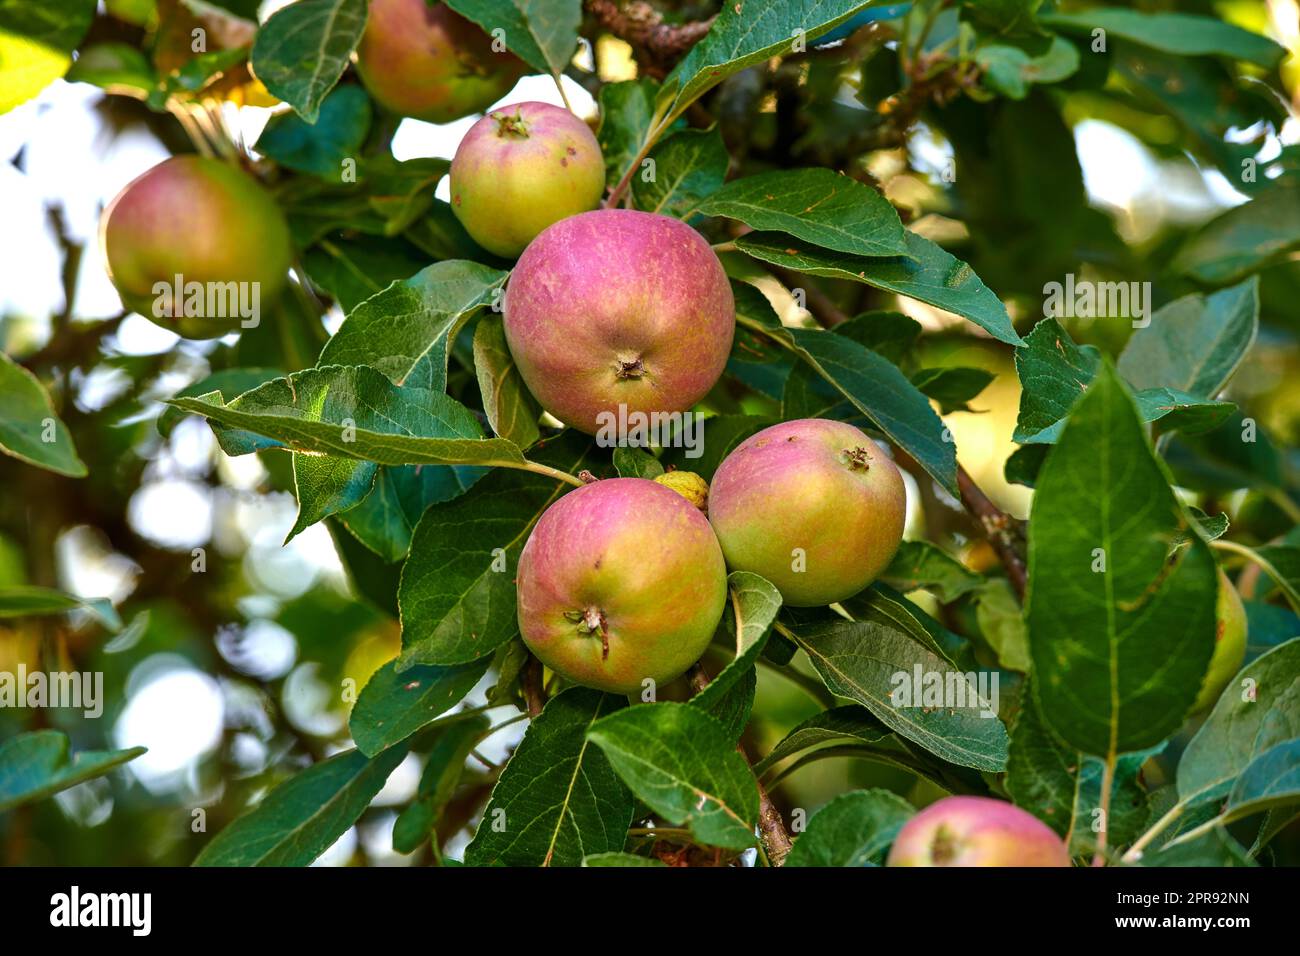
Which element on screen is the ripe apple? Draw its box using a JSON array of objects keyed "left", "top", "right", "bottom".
[
  {"left": 100, "top": 155, "right": 292, "bottom": 339},
  {"left": 1193, "top": 571, "right": 1249, "bottom": 713},
  {"left": 515, "top": 478, "right": 728, "bottom": 694},
  {"left": 450, "top": 101, "right": 605, "bottom": 257},
  {"left": 707, "top": 419, "right": 906, "bottom": 606},
  {"left": 887, "top": 796, "right": 1071, "bottom": 867},
  {"left": 502, "top": 209, "right": 735, "bottom": 434},
  {"left": 354, "top": 0, "right": 525, "bottom": 124}
]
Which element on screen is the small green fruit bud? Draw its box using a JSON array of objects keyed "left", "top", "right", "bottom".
[{"left": 654, "top": 471, "right": 709, "bottom": 512}]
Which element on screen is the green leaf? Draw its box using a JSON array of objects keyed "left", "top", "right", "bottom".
[
  {"left": 254, "top": 83, "right": 371, "bottom": 177},
  {"left": 349, "top": 657, "right": 490, "bottom": 756},
  {"left": 193, "top": 745, "right": 407, "bottom": 865},
  {"left": 1042, "top": 9, "right": 1286, "bottom": 69},
  {"left": 302, "top": 236, "right": 428, "bottom": 314},
  {"left": 1118, "top": 279, "right": 1259, "bottom": 398},
  {"left": 465, "top": 688, "right": 633, "bottom": 867},
  {"left": 1026, "top": 362, "right": 1219, "bottom": 756},
  {"left": 397, "top": 433, "right": 598, "bottom": 668},
  {"left": 790, "top": 617, "right": 1010, "bottom": 771},
  {"left": 911, "top": 366, "right": 995, "bottom": 414},
  {"left": 1013, "top": 317, "right": 1099, "bottom": 443},
  {"left": 1004, "top": 443, "right": 1047, "bottom": 488},
  {"left": 659, "top": 0, "right": 883, "bottom": 115},
  {"left": 167, "top": 365, "right": 526, "bottom": 469},
  {"left": 444, "top": 0, "right": 579, "bottom": 75},
  {"left": 0, "top": 352, "right": 85, "bottom": 477},
  {"left": 975, "top": 36, "right": 1079, "bottom": 99},
  {"left": 734, "top": 283, "right": 957, "bottom": 495},
  {"left": 0, "top": 0, "right": 96, "bottom": 113},
  {"left": 319, "top": 260, "right": 507, "bottom": 389},
  {"left": 1177, "top": 639, "right": 1300, "bottom": 809},
  {"left": 0, "top": 731, "right": 145, "bottom": 813},
  {"left": 158, "top": 367, "right": 283, "bottom": 437},
  {"left": 582, "top": 851, "right": 666, "bottom": 867},
  {"left": 1218, "top": 738, "right": 1300, "bottom": 824},
  {"left": 0, "top": 585, "right": 122, "bottom": 631},
  {"left": 249, "top": 0, "right": 368, "bottom": 123},
  {"left": 1015, "top": 319, "right": 1234, "bottom": 443},
  {"left": 588, "top": 702, "right": 758, "bottom": 850},
  {"left": 596, "top": 77, "right": 658, "bottom": 189},
  {"left": 973, "top": 578, "right": 1029, "bottom": 672},
  {"left": 473, "top": 313, "right": 541, "bottom": 449},
  {"left": 392, "top": 715, "right": 489, "bottom": 854},
  {"left": 1137, "top": 827, "right": 1256, "bottom": 867},
  {"left": 64, "top": 42, "right": 156, "bottom": 98},
  {"left": 342, "top": 462, "right": 487, "bottom": 563},
  {"left": 612, "top": 446, "right": 663, "bottom": 479},
  {"left": 1172, "top": 177, "right": 1300, "bottom": 285},
  {"left": 753, "top": 705, "right": 891, "bottom": 776},
  {"left": 882, "top": 541, "right": 983, "bottom": 603},
  {"left": 784, "top": 788, "right": 914, "bottom": 866},
  {"left": 634, "top": 127, "right": 729, "bottom": 218},
  {"left": 698, "top": 168, "right": 906, "bottom": 258},
  {"left": 289, "top": 453, "right": 379, "bottom": 541},
  {"left": 1007, "top": 689, "right": 1156, "bottom": 856},
  {"left": 735, "top": 231, "right": 1021, "bottom": 345},
  {"left": 691, "top": 572, "right": 782, "bottom": 740},
  {"left": 840, "top": 582, "right": 965, "bottom": 665}
]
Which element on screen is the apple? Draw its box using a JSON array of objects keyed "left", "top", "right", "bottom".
[
  {"left": 653, "top": 471, "right": 709, "bottom": 512},
  {"left": 887, "top": 796, "right": 1071, "bottom": 867},
  {"left": 1193, "top": 571, "right": 1249, "bottom": 713},
  {"left": 354, "top": 0, "right": 525, "bottom": 124},
  {"left": 450, "top": 101, "right": 605, "bottom": 258},
  {"left": 515, "top": 477, "right": 728, "bottom": 694},
  {"left": 502, "top": 209, "right": 735, "bottom": 435},
  {"left": 707, "top": 418, "right": 906, "bottom": 606},
  {"left": 100, "top": 155, "right": 292, "bottom": 339}
]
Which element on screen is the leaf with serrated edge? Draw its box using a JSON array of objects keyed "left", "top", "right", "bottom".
[
  {"left": 588, "top": 702, "right": 758, "bottom": 850},
  {"left": 250, "top": 0, "right": 368, "bottom": 123},
  {"left": 0, "top": 731, "right": 145, "bottom": 813},
  {"left": 1027, "top": 362, "right": 1218, "bottom": 756},
  {"left": 790, "top": 617, "right": 1009, "bottom": 771},
  {"left": 465, "top": 688, "right": 633, "bottom": 866},
  {"left": 193, "top": 745, "right": 408, "bottom": 866},
  {"left": 784, "top": 789, "right": 914, "bottom": 866}
]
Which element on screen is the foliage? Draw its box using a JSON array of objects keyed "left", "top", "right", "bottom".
[{"left": 1, "top": 0, "right": 1298, "bottom": 869}]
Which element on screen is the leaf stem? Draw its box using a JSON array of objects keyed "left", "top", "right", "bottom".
[
  {"left": 1121, "top": 799, "right": 1186, "bottom": 863},
  {"left": 1092, "top": 749, "right": 1117, "bottom": 866},
  {"left": 517, "top": 459, "right": 587, "bottom": 488}
]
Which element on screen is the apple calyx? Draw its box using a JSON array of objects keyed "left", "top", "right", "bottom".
[
  {"left": 842, "top": 446, "right": 873, "bottom": 471},
  {"left": 564, "top": 606, "right": 611, "bottom": 659},
  {"left": 492, "top": 110, "right": 530, "bottom": 138}
]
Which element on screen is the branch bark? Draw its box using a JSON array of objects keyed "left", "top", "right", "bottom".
[
  {"left": 686, "top": 662, "right": 793, "bottom": 866},
  {"left": 522, "top": 655, "right": 547, "bottom": 718},
  {"left": 585, "top": 1, "right": 715, "bottom": 78}
]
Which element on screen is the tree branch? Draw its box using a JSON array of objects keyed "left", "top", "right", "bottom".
[
  {"left": 686, "top": 661, "right": 793, "bottom": 866},
  {"left": 585, "top": 1, "right": 715, "bottom": 78},
  {"left": 522, "top": 655, "right": 547, "bottom": 718}
]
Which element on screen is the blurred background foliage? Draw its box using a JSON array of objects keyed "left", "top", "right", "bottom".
[{"left": 2, "top": 0, "right": 1300, "bottom": 864}]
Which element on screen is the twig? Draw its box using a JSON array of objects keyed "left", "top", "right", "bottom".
[
  {"left": 1092, "top": 749, "right": 1116, "bottom": 866},
  {"left": 522, "top": 654, "right": 547, "bottom": 718},
  {"left": 584, "top": 1, "right": 715, "bottom": 78},
  {"left": 686, "top": 661, "right": 794, "bottom": 866},
  {"left": 957, "top": 466, "right": 1027, "bottom": 601}
]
